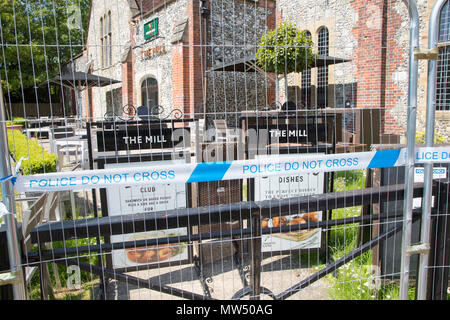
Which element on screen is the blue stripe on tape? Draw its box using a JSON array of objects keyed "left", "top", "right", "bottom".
[
  {"left": 187, "top": 161, "right": 232, "bottom": 183},
  {"left": 368, "top": 149, "right": 401, "bottom": 169},
  {"left": 0, "top": 175, "right": 12, "bottom": 182}
]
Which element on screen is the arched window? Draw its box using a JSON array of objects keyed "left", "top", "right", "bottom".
[
  {"left": 301, "top": 31, "right": 312, "bottom": 108},
  {"left": 141, "top": 77, "right": 159, "bottom": 114},
  {"left": 100, "top": 16, "right": 104, "bottom": 67},
  {"left": 317, "top": 27, "right": 329, "bottom": 108},
  {"left": 437, "top": 1, "right": 450, "bottom": 110}
]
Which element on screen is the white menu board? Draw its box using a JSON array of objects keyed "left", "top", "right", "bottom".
[
  {"left": 255, "top": 154, "right": 324, "bottom": 252},
  {"left": 413, "top": 167, "right": 447, "bottom": 209},
  {"left": 105, "top": 160, "right": 188, "bottom": 269}
]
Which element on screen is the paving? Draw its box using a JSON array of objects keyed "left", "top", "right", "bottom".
[{"left": 104, "top": 254, "right": 331, "bottom": 300}]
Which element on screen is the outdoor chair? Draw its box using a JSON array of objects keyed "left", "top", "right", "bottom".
[
  {"left": 213, "top": 119, "right": 239, "bottom": 142},
  {"left": 136, "top": 106, "right": 152, "bottom": 121},
  {"left": 49, "top": 126, "right": 87, "bottom": 168},
  {"left": 189, "top": 118, "right": 206, "bottom": 148},
  {"left": 281, "top": 100, "right": 297, "bottom": 111},
  {"left": 21, "top": 192, "right": 60, "bottom": 296}
]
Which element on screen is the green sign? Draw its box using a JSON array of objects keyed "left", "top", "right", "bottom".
[{"left": 144, "top": 18, "right": 158, "bottom": 40}]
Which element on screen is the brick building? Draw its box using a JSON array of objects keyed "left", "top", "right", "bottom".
[
  {"left": 69, "top": 0, "right": 277, "bottom": 125},
  {"left": 68, "top": 0, "right": 450, "bottom": 139},
  {"left": 277, "top": 0, "right": 450, "bottom": 138}
]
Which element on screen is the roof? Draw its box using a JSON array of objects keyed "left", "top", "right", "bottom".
[
  {"left": 132, "top": 0, "right": 176, "bottom": 19},
  {"left": 171, "top": 16, "right": 189, "bottom": 43}
]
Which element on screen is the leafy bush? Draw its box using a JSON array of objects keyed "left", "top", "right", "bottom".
[
  {"left": 6, "top": 117, "right": 28, "bottom": 128},
  {"left": 7, "top": 130, "right": 57, "bottom": 175},
  {"left": 256, "top": 21, "right": 317, "bottom": 74},
  {"left": 416, "top": 130, "right": 447, "bottom": 144}
]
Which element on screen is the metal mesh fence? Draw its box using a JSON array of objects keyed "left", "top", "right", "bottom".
[{"left": 0, "top": 0, "right": 448, "bottom": 301}]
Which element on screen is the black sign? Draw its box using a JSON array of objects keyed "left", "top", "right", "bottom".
[
  {"left": 248, "top": 124, "right": 327, "bottom": 145},
  {"left": 97, "top": 127, "right": 190, "bottom": 152}
]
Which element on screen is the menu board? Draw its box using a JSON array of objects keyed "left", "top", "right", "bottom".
[
  {"left": 413, "top": 166, "right": 447, "bottom": 209},
  {"left": 254, "top": 154, "right": 325, "bottom": 252},
  {"left": 105, "top": 160, "right": 188, "bottom": 269}
]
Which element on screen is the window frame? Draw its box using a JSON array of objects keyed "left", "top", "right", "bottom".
[
  {"left": 100, "top": 11, "right": 112, "bottom": 68},
  {"left": 436, "top": 1, "right": 450, "bottom": 111},
  {"left": 317, "top": 27, "right": 329, "bottom": 108},
  {"left": 301, "top": 30, "right": 313, "bottom": 108}
]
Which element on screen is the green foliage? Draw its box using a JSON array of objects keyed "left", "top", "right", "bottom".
[
  {"left": 416, "top": 130, "right": 447, "bottom": 144},
  {"left": 327, "top": 169, "right": 418, "bottom": 300},
  {"left": 6, "top": 116, "right": 28, "bottom": 127},
  {"left": 256, "top": 21, "right": 317, "bottom": 74},
  {"left": 0, "top": 0, "right": 90, "bottom": 94},
  {"left": 51, "top": 237, "right": 101, "bottom": 284},
  {"left": 7, "top": 130, "right": 57, "bottom": 175}
]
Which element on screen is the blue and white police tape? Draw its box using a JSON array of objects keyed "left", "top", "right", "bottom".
[
  {"left": 7, "top": 147, "right": 450, "bottom": 192},
  {"left": 0, "top": 157, "right": 28, "bottom": 185}
]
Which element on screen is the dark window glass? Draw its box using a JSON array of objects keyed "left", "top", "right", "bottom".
[
  {"left": 141, "top": 77, "right": 159, "bottom": 114},
  {"left": 301, "top": 31, "right": 312, "bottom": 108},
  {"left": 437, "top": 46, "right": 450, "bottom": 110},
  {"left": 317, "top": 27, "right": 329, "bottom": 108},
  {"left": 439, "top": 1, "right": 450, "bottom": 43}
]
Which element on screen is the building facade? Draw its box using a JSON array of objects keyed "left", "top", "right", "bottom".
[
  {"left": 70, "top": 0, "right": 450, "bottom": 139},
  {"left": 277, "top": 0, "right": 450, "bottom": 138},
  {"left": 71, "top": 0, "right": 276, "bottom": 125}
]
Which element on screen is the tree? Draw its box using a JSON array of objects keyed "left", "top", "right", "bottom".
[
  {"left": 256, "top": 21, "right": 317, "bottom": 106},
  {"left": 0, "top": 0, "right": 90, "bottom": 96}
]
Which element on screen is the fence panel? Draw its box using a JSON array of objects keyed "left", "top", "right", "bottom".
[{"left": 0, "top": 0, "right": 449, "bottom": 300}]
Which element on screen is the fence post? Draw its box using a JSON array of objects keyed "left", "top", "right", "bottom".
[
  {"left": 0, "top": 224, "right": 14, "bottom": 299},
  {"left": 399, "top": 0, "right": 420, "bottom": 300},
  {"left": 0, "top": 81, "right": 26, "bottom": 300},
  {"left": 416, "top": 0, "right": 448, "bottom": 300},
  {"left": 426, "top": 180, "right": 450, "bottom": 299},
  {"left": 249, "top": 209, "right": 262, "bottom": 300}
]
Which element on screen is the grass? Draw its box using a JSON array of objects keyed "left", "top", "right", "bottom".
[
  {"left": 26, "top": 233, "right": 103, "bottom": 300},
  {"left": 324, "top": 169, "right": 418, "bottom": 300}
]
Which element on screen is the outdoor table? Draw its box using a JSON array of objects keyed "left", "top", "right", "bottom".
[
  {"left": 50, "top": 136, "right": 88, "bottom": 167},
  {"left": 74, "top": 129, "right": 87, "bottom": 138},
  {"left": 22, "top": 127, "right": 52, "bottom": 139},
  {"left": 335, "top": 142, "right": 367, "bottom": 153}
]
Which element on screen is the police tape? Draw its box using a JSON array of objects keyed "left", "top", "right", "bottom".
[{"left": 8, "top": 147, "right": 450, "bottom": 192}]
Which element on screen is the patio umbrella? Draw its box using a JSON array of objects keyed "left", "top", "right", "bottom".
[
  {"left": 41, "top": 72, "right": 121, "bottom": 119},
  {"left": 42, "top": 71, "right": 121, "bottom": 88}
]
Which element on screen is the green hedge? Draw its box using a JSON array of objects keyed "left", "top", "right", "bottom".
[
  {"left": 7, "top": 130, "right": 57, "bottom": 175},
  {"left": 6, "top": 117, "right": 28, "bottom": 128}
]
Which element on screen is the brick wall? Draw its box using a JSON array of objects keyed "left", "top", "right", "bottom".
[
  {"left": 170, "top": 0, "right": 203, "bottom": 117},
  {"left": 351, "top": 0, "right": 405, "bottom": 135},
  {"left": 188, "top": 0, "right": 203, "bottom": 116},
  {"left": 172, "top": 43, "right": 190, "bottom": 114}
]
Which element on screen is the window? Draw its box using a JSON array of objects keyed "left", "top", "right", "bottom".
[
  {"left": 301, "top": 31, "right": 312, "bottom": 108},
  {"left": 317, "top": 27, "right": 329, "bottom": 108},
  {"left": 106, "top": 88, "right": 122, "bottom": 116},
  {"left": 100, "top": 11, "right": 112, "bottom": 68},
  {"left": 141, "top": 77, "right": 159, "bottom": 114},
  {"left": 437, "top": 1, "right": 450, "bottom": 110}
]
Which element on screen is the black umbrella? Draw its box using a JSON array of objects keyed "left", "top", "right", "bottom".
[
  {"left": 41, "top": 72, "right": 121, "bottom": 119},
  {"left": 42, "top": 71, "right": 121, "bottom": 89}
]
